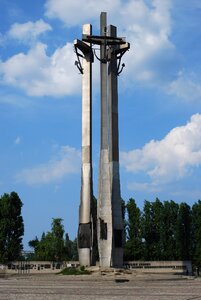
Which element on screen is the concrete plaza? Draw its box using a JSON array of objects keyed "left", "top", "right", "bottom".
[{"left": 0, "top": 272, "right": 200, "bottom": 300}]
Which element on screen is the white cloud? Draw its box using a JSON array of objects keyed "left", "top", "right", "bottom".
[
  {"left": 45, "top": 0, "right": 201, "bottom": 102},
  {"left": 0, "top": 33, "right": 5, "bottom": 45},
  {"left": 0, "top": 92, "right": 32, "bottom": 107},
  {"left": 45, "top": 0, "right": 120, "bottom": 27},
  {"left": 16, "top": 146, "right": 80, "bottom": 185},
  {"left": 8, "top": 19, "right": 52, "bottom": 43},
  {"left": 168, "top": 72, "right": 201, "bottom": 102},
  {"left": 0, "top": 0, "right": 198, "bottom": 100},
  {"left": 121, "top": 114, "right": 201, "bottom": 184},
  {"left": 45, "top": 0, "right": 179, "bottom": 89},
  {"left": 45, "top": 0, "right": 193, "bottom": 101},
  {"left": 121, "top": 0, "right": 180, "bottom": 88},
  {"left": 127, "top": 181, "right": 161, "bottom": 193},
  {"left": 0, "top": 42, "right": 80, "bottom": 96},
  {"left": 14, "top": 136, "right": 21, "bottom": 145}
]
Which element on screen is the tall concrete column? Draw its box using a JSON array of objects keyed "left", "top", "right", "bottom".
[
  {"left": 76, "top": 12, "right": 130, "bottom": 268},
  {"left": 108, "top": 25, "right": 123, "bottom": 267},
  {"left": 76, "top": 24, "right": 94, "bottom": 266},
  {"left": 98, "top": 12, "right": 113, "bottom": 267}
]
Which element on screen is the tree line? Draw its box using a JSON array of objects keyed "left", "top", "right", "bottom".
[
  {"left": 124, "top": 198, "right": 201, "bottom": 268},
  {"left": 1, "top": 191, "right": 201, "bottom": 268},
  {"left": 28, "top": 197, "right": 201, "bottom": 267}
]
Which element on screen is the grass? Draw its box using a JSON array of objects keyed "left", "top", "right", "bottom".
[{"left": 58, "top": 266, "right": 91, "bottom": 275}]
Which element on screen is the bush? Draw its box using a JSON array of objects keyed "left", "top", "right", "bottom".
[{"left": 58, "top": 267, "right": 91, "bottom": 275}]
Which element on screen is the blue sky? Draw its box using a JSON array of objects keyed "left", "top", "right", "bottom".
[{"left": 1, "top": 0, "right": 201, "bottom": 248}]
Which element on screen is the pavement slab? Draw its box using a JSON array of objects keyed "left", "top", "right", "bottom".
[{"left": 0, "top": 273, "right": 200, "bottom": 300}]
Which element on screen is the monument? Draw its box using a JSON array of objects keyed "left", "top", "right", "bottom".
[{"left": 74, "top": 12, "right": 130, "bottom": 268}]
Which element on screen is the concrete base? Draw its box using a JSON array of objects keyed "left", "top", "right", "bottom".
[{"left": 78, "top": 248, "right": 91, "bottom": 267}]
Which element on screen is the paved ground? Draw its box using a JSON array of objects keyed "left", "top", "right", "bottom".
[{"left": 0, "top": 272, "right": 201, "bottom": 300}]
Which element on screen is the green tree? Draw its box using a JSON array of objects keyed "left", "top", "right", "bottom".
[
  {"left": 28, "top": 236, "right": 39, "bottom": 251},
  {"left": 37, "top": 232, "right": 54, "bottom": 260},
  {"left": 142, "top": 199, "right": 164, "bottom": 260},
  {"left": 0, "top": 192, "right": 24, "bottom": 263},
  {"left": 71, "top": 238, "right": 78, "bottom": 261},
  {"left": 121, "top": 198, "right": 127, "bottom": 249},
  {"left": 34, "top": 219, "right": 65, "bottom": 261},
  {"left": 51, "top": 218, "right": 65, "bottom": 261},
  {"left": 124, "top": 198, "right": 143, "bottom": 260},
  {"left": 192, "top": 200, "right": 201, "bottom": 268},
  {"left": 152, "top": 198, "right": 164, "bottom": 260},
  {"left": 30, "top": 233, "right": 46, "bottom": 261},
  {"left": 162, "top": 200, "right": 179, "bottom": 260},
  {"left": 29, "top": 219, "right": 72, "bottom": 261},
  {"left": 64, "top": 233, "right": 73, "bottom": 260},
  {"left": 142, "top": 200, "right": 154, "bottom": 260},
  {"left": 176, "top": 202, "right": 192, "bottom": 260}
]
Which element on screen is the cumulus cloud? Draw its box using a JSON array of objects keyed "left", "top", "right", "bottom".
[
  {"left": 121, "top": 0, "right": 180, "bottom": 88},
  {"left": 16, "top": 146, "right": 80, "bottom": 185},
  {"left": 0, "top": 42, "right": 80, "bottom": 96},
  {"left": 44, "top": 0, "right": 200, "bottom": 101},
  {"left": 0, "top": 0, "right": 198, "bottom": 99},
  {"left": 45, "top": 0, "right": 179, "bottom": 89},
  {"left": 45, "top": 0, "right": 120, "bottom": 26},
  {"left": 8, "top": 19, "right": 52, "bottom": 43},
  {"left": 121, "top": 114, "right": 201, "bottom": 184}
]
